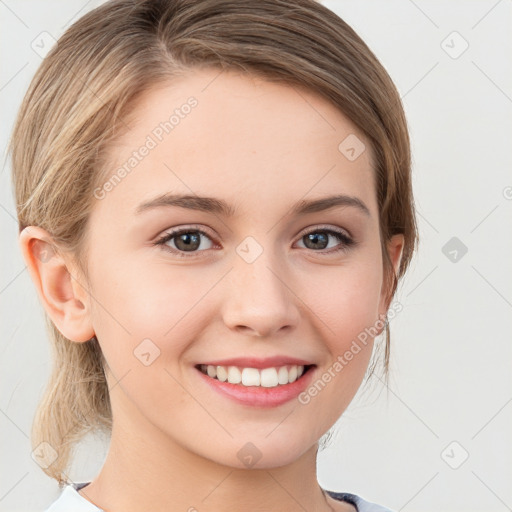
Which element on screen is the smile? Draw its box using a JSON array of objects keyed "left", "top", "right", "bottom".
[
  {"left": 194, "top": 363, "right": 316, "bottom": 407},
  {"left": 197, "top": 364, "right": 313, "bottom": 387}
]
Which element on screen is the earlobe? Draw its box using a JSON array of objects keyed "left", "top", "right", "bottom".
[{"left": 18, "top": 226, "right": 95, "bottom": 343}]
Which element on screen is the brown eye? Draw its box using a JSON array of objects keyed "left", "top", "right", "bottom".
[
  {"left": 296, "top": 227, "right": 355, "bottom": 253},
  {"left": 172, "top": 231, "right": 202, "bottom": 252},
  {"left": 155, "top": 227, "right": 215, "bottom": 257}
]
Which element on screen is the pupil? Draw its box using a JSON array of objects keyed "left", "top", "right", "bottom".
[
  {"left": 307, "top": 232, "right": 327, "bottom": 249},
  {"left": 177, "top": 233, "right": 200, "bottom": 251}
]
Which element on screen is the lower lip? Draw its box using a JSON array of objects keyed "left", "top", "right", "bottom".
[{"left": 195, "top": 366, "right": 316, "bottom": 408}]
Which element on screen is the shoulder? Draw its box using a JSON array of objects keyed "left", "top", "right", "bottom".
[
  {"left": 44, "top": 482, "right": 103, "bottom": 512},
  {"left": 325, "top": 489, "right": 396, "bottom": 512},
  {"left": 45, "top": 483, "right": 393, "bottom": 512}
]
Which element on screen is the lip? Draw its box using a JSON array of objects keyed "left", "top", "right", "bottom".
[
  {"left": 195, "top": 356, "right": 315, "bottom": 369},
  {"left": 194, "top": 363, "right": 317, "bottom": 408}
]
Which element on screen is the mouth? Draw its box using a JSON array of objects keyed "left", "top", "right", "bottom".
[{"left": 194, "top": 363, "right": 316, "bottom": 388}]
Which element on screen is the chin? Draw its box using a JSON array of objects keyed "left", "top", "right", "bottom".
[{"left": 201, "top": 434, "right": 317, "bottom": 471}]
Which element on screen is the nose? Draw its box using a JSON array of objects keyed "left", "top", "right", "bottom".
[{"left": 221, "top": 247, "right": 301, "bottom": 338}]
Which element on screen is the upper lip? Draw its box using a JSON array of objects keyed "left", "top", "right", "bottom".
[{"left": 195, "top": 356, "right": 315, "bottom": 369}]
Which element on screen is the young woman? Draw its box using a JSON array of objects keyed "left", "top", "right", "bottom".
[{"left": 11, "top": 1, "right": 417, "bottom": 510}]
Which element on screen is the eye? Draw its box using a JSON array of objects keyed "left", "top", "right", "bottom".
[
  {"left": 154, "top": 225, "right": 216, "bottom": 258},
  {"left": 295, "top": 225, "right": 355, "bottom": 254},
  {"left": 154, "top": 224, "right": 355, "bottom": 258}
]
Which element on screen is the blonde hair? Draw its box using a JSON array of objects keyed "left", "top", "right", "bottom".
[{"left": 10, "top": 0, "right": 418, "bottom": 485}]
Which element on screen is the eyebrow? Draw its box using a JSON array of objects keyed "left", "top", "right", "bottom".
[{"left": 135, "top": 193, "right": 371, "bottom": 218}]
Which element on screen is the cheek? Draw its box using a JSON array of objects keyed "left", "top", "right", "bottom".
[
  {"left": 303, "top": 258, "right": 383, "bottom": 345},
  {"left": 292, "top": 263, "right": 382, "bottom": 434},
  {"left": 87, "top": 257, "right": 221, "bottom": 407},
  {"left": 90, "top": 254, "right": 211, "bottom": 341},
  {"left": 88, "top": 260, "right": 208, "bottom": 422}
]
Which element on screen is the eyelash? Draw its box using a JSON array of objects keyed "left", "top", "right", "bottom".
[{"left": 153, "top": 224, "right": 355, "bottom": 258}]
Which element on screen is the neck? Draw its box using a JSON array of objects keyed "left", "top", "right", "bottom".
[{"left": 79, "top": 399, "right": 337, "bottom": 512}]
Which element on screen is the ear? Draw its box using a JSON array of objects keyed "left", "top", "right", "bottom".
[
  {"left": 378, "top": 233, "right": 404, "bottom": 321},
  {"left": 18, "top": 226, "right": 95, "bottom": 343}
]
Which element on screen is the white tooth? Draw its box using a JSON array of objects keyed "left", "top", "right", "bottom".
[
  {"left": 227, "top": 366, "right": 242, "bottom": 384},
  {"left": 211, "top": 365, "right": 305, "bottom": 386},
  {"left": 242, "top": 368, "right": 260, "bottom": 386},
  {"left": 216, "top": 365, "right": 228, "bottom": 382},
  {"left": 260, "top": 367, "right": 279, "bottom": 387},
  {"left": 277, "top": 366, "right": 289, "bottom": 385}
]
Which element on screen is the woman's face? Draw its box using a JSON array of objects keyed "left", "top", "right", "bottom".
[{"left": 83, "top": 67, "right": 402, "bottom": 468}]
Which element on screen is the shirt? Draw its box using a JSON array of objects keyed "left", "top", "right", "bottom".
[{"left": 44, "top": 482, "right": 395, "bottom": 511}]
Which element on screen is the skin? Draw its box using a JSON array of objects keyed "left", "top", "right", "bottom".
[{"left": 20, "top": 68, "right": 403, "bottom": 512}]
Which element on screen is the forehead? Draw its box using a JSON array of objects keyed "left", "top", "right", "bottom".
[{"left": 94, "top": 67, "right": 377, "bottom": 221}]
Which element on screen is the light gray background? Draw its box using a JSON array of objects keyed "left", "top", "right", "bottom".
[{"left": 1, "top": 1, "right": 511, "bottom": 511}]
